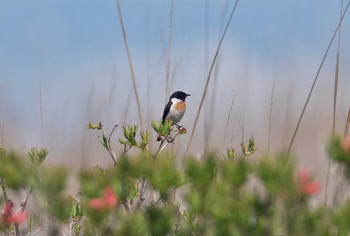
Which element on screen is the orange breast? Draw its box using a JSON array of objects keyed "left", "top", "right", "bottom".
[{"left": 175, "top": 101, "right": 186, "bottom": 112}]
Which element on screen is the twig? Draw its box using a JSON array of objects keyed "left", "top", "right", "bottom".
[
  {"left": 133, "top": 178, "right": 150, "bottom": 210},
  {"left": 14, "top": 224, "right": 20, "bottom": 236},
  {"left": 150, "top": 195, "right": 165, "bottom": 208},
  {"left": 156, "top": 139, "right": 166, "bottom": 155},
  {"left": 122, "top": 201, "right": 131, "bottom": 214},
  {"left": 157, "top": 129, "right": 181, "bottom": 155},
  {"left": 186, "top": 0, "right": 240, "bottom": 153},
  {"left": 0, "top": 177, "right": 17, "bottom": 236},
  {"left": 26, "top": 228, "right": 43, "bottom": 236},
  {"left": 100, "top": 125, "right": 117, "bottom": 164},
  {"left": 0, "top": 176, "right": 8, "bottom": 202},
  {"left": 13, "top": 187, "right": 34, "bottom": 236},
  {"left": 19, "top": 187, "right": 33, "bottom": 213},
  {"left": 115, "top": 0, "right": 144, "bottom": 131}
]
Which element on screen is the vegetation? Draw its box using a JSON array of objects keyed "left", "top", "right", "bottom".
[{"left": 1, "top": 122, "right": 350, "bottom": 235}]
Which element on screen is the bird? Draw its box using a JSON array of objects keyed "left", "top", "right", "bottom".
[{"left": 162, "top": 91, "right": 191, "bottom": 125}]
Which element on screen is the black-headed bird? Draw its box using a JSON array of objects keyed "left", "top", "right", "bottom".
[{"left": 162, "top": 91, "right": 191, "bottom": 125}]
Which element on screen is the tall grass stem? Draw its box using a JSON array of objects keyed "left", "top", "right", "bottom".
[
  {"left": 344, "top": 109, "right": 350, "bottom": 137},
  {"left": 330, "top": 0, "right": 344, "bottom": 208},
  {"left": 268, "top": 81, "right": 275, "bottom": 152},
  {"left": 166, "top": 0, "right": 174, "bottom": 99},
  {"left": 287, "top": 0, "right": 350, "bottom": 154},
  {"left": 186, "top": 0, "right": 239, "bottom": 153},
  {"left": 116, "top": 0, "right": 144, "bottom": 131},
  {"left": 221, "top": 95, "right": 235, "bottom": 153}
]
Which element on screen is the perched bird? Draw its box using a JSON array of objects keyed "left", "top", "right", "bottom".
[{"left": 162, "top": 91, "right": 191, "bottom": 125}]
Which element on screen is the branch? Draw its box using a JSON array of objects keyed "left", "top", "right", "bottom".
[
  {"left": 19, "top": 187, "right": 33, "bottom": 213},
  {"left": 0, "top": 176, "right": 8, "bottom": 202}
]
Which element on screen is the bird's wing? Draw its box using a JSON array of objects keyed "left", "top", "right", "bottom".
[{"left": 162, "top": 101, "right": 172, "bottom": 123}]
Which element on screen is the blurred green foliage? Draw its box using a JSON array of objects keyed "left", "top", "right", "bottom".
[{"left": 1, "top": 135, "right": 350, "bottom": 235}]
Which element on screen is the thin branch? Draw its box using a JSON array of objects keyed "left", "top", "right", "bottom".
[
  {"left": 0, "top": 177, "right": 8, "bottom": 202},
  {"left": 13, "top": 188, "right": 33, "bottom": 236},
  {"left": 26, "top": 228, "right": 43, "bottom": 236},
  {"left": 288, "top": 0, "right": 350, "bottom": 153},
  {"left": 186, "top": 0, "right": 240, "bottom": 153},
  {"left": 122, "top": 201, "right": 131, "bottom": 214},
  {"left": 100, "top": 125, "right": 117, "bottom": 164},
  {"left": 19, "top": 187, "right": 33, "bottom": 213},
  {"left": 115, "top": 0, "right": 144, "bottom": 131},
  {"left": 0, "top": 177, "right": 15, "bottom": 236},
  {"left": 14, "top": 224, "right": 20, "bottom": 236},
  {"left": 132, "top": 178, "right": 150, "bottom": 210},
  {"left": 157, "top": 129, "right": 181, "bottom": 155}
]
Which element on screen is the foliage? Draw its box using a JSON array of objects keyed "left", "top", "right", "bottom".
[{"left": 1, "top": 127, "right": 350, "bottom": 235}]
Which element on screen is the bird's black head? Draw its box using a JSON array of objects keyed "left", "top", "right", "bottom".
[{"left": 170, "top": 91, "right": 191, "bottom": 101}]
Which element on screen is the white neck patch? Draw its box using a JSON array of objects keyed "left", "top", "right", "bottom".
[{"left": 171, "top": 98, "right": 182, "bottom": 104}]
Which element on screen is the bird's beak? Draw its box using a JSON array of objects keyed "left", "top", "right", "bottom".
[{"left": 186, "top": 94, "right": 191, "bottom": 97}]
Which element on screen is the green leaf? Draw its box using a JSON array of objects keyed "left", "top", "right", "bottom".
[
  {"left": 27, "top": 147, "right": 48, "bottom": 164},
  {"left": 139, "top": 131, "right": 150, "bottom": 151},
  {"left": 87, "top": 122, "right": 103, "bottom": 130}
]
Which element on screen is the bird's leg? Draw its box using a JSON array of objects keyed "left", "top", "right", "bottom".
[
  {"left": 175, "top": 124, "right": 187, "bottom": 135},
  {"left": 175, "top": 124, "right": 183, "bottom": 130}
]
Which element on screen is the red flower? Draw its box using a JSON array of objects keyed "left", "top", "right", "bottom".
[
  {"left": 88, "top": 187, "right": 118, "bottom": 210},
  {"left": 7, "top": 212, "right": 28, "bottom": 224},
  {"left": 341, "top": 136, "right": 350, "bottom": 153},
  {"left": 297, "top": 168, "right": 321, "bottom": 196},
  {"left": 1, "top": 200, "right": 28, "bottom": 225}
]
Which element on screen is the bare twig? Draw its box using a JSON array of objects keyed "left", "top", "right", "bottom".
[
  {"left": 14, "top": 224, "right": 20, "bottom": 236},
  {"left": 0, "top": 176, "right": 15, "bottom": 236},
  {"left": 115, "top": 0, "right": 144, "bottom": 131},
  {"left": 19, "top": 187, "right": 33, "bottom": 213},
  {"left": 132, "top": 178, "right": 150, "bottom": 210},
  {"left": 122, "top": 201, "right": 131, "bottom": 214},
  {"left": 100, "top": 124, "right": 117, "bottom": 164},
  {"left": 26, "top": 228, "right": 43, "bottom": 236},
  {"left": 186, "top": 0, "right": 240, "bottom": 152},
  {"left": 0, "top": 177, "right": 8, "bottom": 202},
  {"left": 156, "top": 128, "right": 181, "bottom": 155}
]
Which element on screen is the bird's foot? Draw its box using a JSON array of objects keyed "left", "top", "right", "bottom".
[
  {"left": 177, "top": 125, "right": 187, "bottom": 135},
  {"left": 166, "top": 136, "right": 175, "bottom": 143}
]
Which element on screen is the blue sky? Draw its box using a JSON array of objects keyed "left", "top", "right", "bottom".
[
  {"left": 1, "top": 1, "right": 346, "bottom": 75},
  {"left": 0, "top": 1, "right": 350, "bottom": 166}
]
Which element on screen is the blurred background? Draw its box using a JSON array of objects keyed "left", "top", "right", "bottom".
[{"left": 1, "top": 1, "right": 350, "bottom": 201}]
